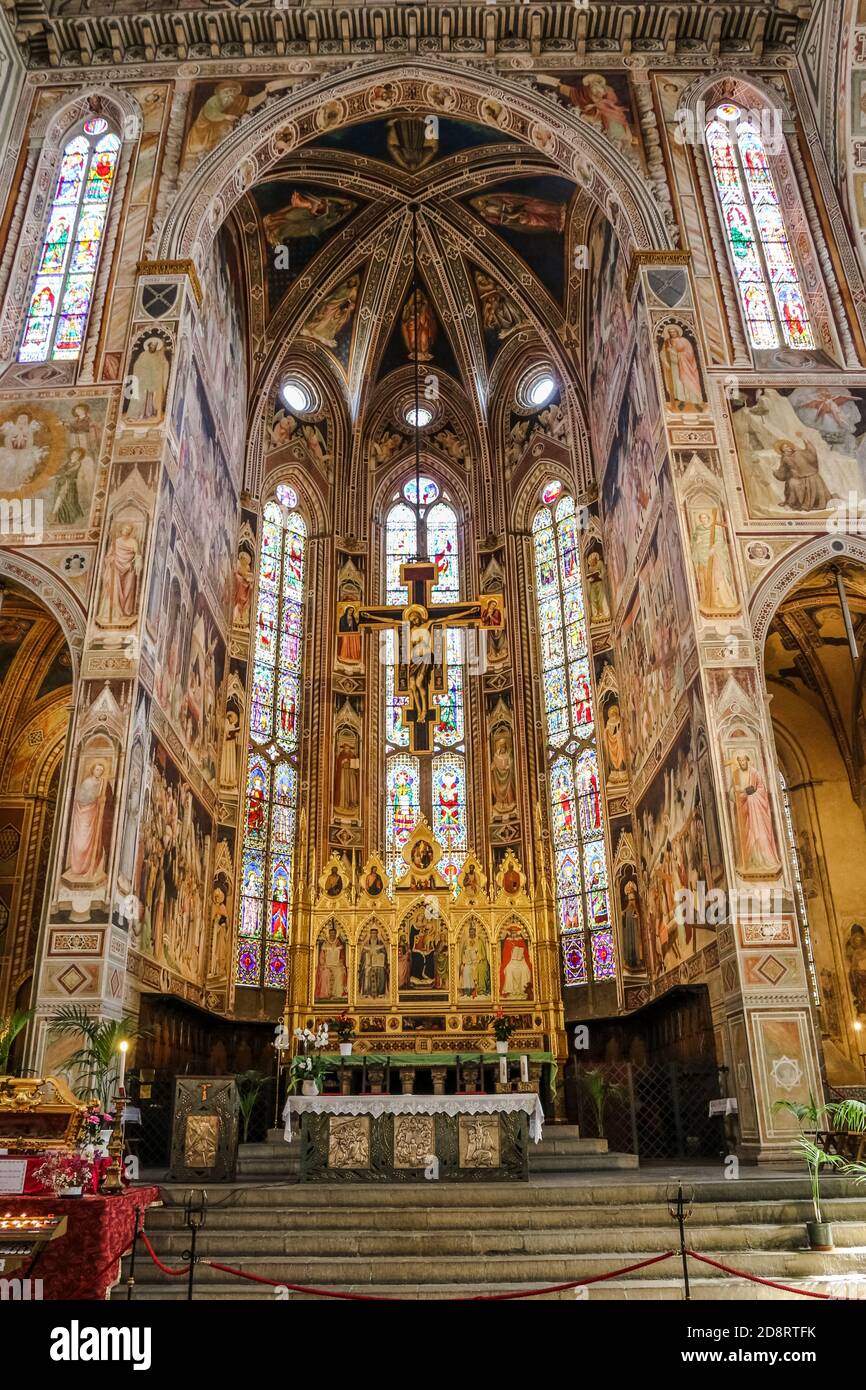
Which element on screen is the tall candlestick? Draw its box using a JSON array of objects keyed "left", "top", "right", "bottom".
[
  {"left": 118, "top": 1040, "right": 128, "bottom": 1095},
  {"left": 499, "top": 1055, "right": 507, "bottom": 1086},
  {"left": 520, "top": 1054, "right": 529, "bottom": 1084}
]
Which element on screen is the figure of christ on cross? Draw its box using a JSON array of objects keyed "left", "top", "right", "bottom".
[{"left": 338, "top": 560, "right": 505, "bottom": 754}]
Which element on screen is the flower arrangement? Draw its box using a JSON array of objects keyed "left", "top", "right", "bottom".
[
  {"left": 80, "top": 1107, "right": 114, "bottom": 1159},
  {"left": 293, "top": 1024, "right": 330, "bottom": 1051},
  {"left": 289, "top": 1022, "right": 332, "bottom": 1093},
  {"left": 33, "top": 1151, "right": 94, "bottom": 1197},
  {"left": 491, "top": 1011, "right": 519, "bottom": 1043},
  {"left": 288, "top": 1053, "right": 333, "bottom": 1093},
  {"left": 331, "top": 1014, "right": 355, "bottom": 1044}
]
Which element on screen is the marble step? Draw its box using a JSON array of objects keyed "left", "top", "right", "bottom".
[
  {"left": 121, "top": 1245, "right": 866, "bottom": 1289},
  {"left": 140, "top": 1195, "right": 866, "bottom": 1232},
  {"left": 144, "top": 1220, "right": 866, "bottom": 1258},
  {"left": 148, "top": 1175, "right": 866, "bottom": 1207}
]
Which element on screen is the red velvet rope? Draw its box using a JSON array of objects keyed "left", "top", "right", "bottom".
[
  {"left": 140, "top": 1229, "right": 190, "bottom": 1278},
  {"left": 136, "top": 1229, "right": 847, "bottom": 1302},
  {"left": 147, "top": 1247, "right": 677, "bottom": 1300},
  {"left": 684, "top": 1249, "right": 836, "bottom": 1299}
]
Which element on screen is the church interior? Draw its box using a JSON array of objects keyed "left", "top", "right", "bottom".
[{"left": 2, "top": 0, "right": 866, "bottom": 1318}]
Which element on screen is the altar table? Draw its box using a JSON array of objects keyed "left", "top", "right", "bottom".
[
  {"left": 283, "top": 1093, "right": 544, "bottom": 1182},
  {"left": 0, "top": 1186, "right": 160, "bottom": 1299}
]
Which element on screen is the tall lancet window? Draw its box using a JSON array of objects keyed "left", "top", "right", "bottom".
[
  {"left": 237, "top": 485, "right": 306, "bottom": 989},
  {"left": 383, "top": 476, "right": 468, "bottom": 887},
  {"left": 19, "top": 118, "right": 121, "bottom": 363},
  {"left": 532, "top": 487, "right": 613, "bottom": 987},
  {"left": 705, "top": 107, "right": 813, "bottom": 351}
]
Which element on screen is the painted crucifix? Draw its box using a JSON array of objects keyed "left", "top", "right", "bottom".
[{"left": 338, "top": 560, "right": 505, "bottom": 754}]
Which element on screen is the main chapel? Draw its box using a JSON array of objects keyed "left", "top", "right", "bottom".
[{"left": 1, "top": 0, "right": 866, "bottom": 1311}]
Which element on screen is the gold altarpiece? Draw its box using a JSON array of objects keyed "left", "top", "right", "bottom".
[{"left": 283, "top": 821, "right": 566, "bottom": 1059}]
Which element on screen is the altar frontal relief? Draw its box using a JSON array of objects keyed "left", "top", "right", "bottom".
[{"left": 0, "top": 393, "right": 107, "bottom": 534}]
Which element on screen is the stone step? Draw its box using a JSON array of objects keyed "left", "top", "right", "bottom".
[
  {"left": 122, "top": 1245, "right": 866, "bottom": 1287},
  {"left": 147, "top": 1176, "right": 866, "bottom": 1207},
  {"left": 141, "top": 1196, "right": 866, "bottom": 1232},
  {"left": 117, "top": 1275, "right": 860, "bottom": 1301},
  {"left": 145, "top": 1221, "right": 866, "bottom": 1258}
]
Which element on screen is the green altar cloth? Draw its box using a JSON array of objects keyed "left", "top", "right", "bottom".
[{"left": 319, "top": 1050, "right": 559, "bottom": 1096}]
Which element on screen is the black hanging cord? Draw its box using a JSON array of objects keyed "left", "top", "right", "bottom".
[{"left": 410, "top": 203, "right": 422, "bottom": 556}]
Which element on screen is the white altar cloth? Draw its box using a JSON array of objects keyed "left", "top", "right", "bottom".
[{"left": 283, "top": 1092, "right": 545, "bottom": 1144}]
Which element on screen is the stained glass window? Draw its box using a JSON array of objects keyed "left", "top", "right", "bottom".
[
  {"left": 383, "top": 484, "right": 468, "bottom": 884},
  {"left": 533, "top": 495, "right": 612, "bottom": 985},
  {"left": 19, "top": 125, "right": 121, "bottom": 363},
  {"left": 236, "top": 494, "right": 306, "bottom": 987},
  {"left": 705, "top": 112, "right": 813, "bottom": 351}
]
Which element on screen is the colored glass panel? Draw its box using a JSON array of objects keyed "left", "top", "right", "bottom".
[
  {"left": 386, "top": 501, "right": 417, "bottom": 602},
  {"left": 541, "top": 479, "right": 563, "bottom": 504},
  {"left": 706, "top": 118, "right": 812, "bottom": 351},
  {"left": 433, "top": 755, "right": 467, "bottom": 887},
  {"left": 275, "top": 483, "right": 298, "bottom": 508},
  {"left": 237, "top": 499, "right": 305, "bottom": 985},
  {"left": 590, "top": 930, "right": 616, "bottom": 980},
  {"left": 19, "top": 128, "right": 119, "bottom": 364},
  {"left": 386, "top": 754, "right": 420, "bottom": 879},
  {"left": 265, "top": 944, "right": 288, "bottom": 989},
  {"left": 403, "top": 476, "right": 439, "bottom": 506},
  {"left": 534, "top": 496, "right": 614, "bottom": 985},
  {"left": 562, "top": 933, "right": 586, "bottom": 986}
]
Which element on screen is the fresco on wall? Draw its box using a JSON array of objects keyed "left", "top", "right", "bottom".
[
  {"left": 196, "top": 222, "right": 248, "bottom": 478},
  {"left": 533, "top": 71, "right": 642, "bottom": 167},
  {"left": 154, "top": 547, "right": 226, "bottom": 787},
  {"left": 176, "top": 359, "right": 238, "bottom": 619},
  {"left": 587, "top": 214, "right": 631, "bottom": 449},
  {"left": 600, "top": 350, "right": 659, "bottom": 601},
  {"left": 133, "top": 737, "right": 213, "bottom": 984},
  {"left": 731, "top": 385, "right": 866, "bottom": 519},
  {"left": 635, "top": 712, "right": 725, "bottom": 978},
  {"left": 0, "top": 395, "right": 107, "bottom": 535},
  {"left": 180, "top": 79, "right": 296, "bottom": 174},
  {"left": 617, "top": 477, "right": 691, "bottom": 778}
]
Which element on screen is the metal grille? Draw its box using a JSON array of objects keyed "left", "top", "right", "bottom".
[{"left": 571, "top": 1062, "right": 725, "bottom": 1160}]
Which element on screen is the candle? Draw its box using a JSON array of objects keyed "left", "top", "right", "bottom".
[
  {"left": 499, "top": 1055, "right": 507, "bottom": 1086},
  {"left": 118, "top": 1039, "right": 128, "bottom": 1095},
  {"left": 520, "top": 1054, "right": 529, "bottom": 1084}
]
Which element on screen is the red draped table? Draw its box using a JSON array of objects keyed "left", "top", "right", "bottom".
[{"left": 0, "top": 1186, "right": 160, "bottom": 1299}]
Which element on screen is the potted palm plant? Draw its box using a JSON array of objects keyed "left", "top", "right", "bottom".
[
  {"left": 236, "top": 1070, "right": 267, "bottom": 1143},
  {"left": 577, "top": 1067, "right": 626, "bottom": 1140},
  {"left": 771, "top": 1096, "right": 862, "bottom": 1250},
  {"left": 0, "top": 1008, "right": 34, "bottom": 1075},
  {"left": 48, "top": 1007, "right": 147, "bottom": 1110}
]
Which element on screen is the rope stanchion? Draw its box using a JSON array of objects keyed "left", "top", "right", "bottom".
[{"left": 685, "top": 1249, "right": 836, "bottom": 1299}]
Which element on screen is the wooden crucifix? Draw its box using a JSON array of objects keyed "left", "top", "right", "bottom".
[{"left": 338, "top": 560, "right": 505, "bottom": 754}]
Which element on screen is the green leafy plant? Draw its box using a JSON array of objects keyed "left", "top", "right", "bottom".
[
  {"left": 577, "top": 1068, "right": 627, "bottom": 1140},
  {"left": 771, "top": 1096, "right": 859, "bottom": 1224},
  {"left": 288, "top": 1053, "right": 333, "bottom": 1093},
  {"left": 0, "top": 1008, "right": 34, "bottom": 1074},
  {"left": 48, "top": 1007, "right": 147, "bottom": 1110},
  {"left": 236, "top": 1070, "right": 267, "bottom": 1143}
]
